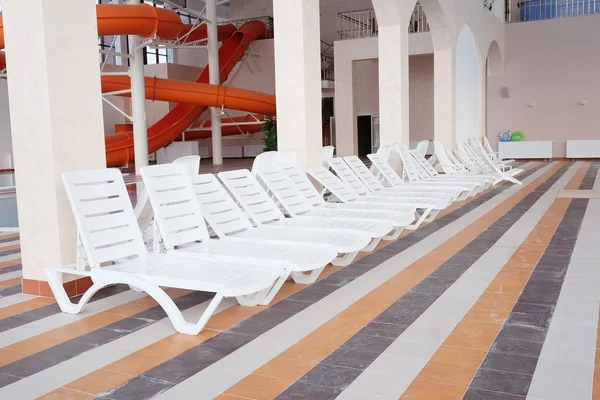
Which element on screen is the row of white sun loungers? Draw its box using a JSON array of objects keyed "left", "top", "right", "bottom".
[{"left": 46, "top": 138, "right": 522, "bottom": 335}]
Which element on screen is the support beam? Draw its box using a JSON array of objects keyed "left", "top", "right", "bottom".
[
  {"left": 378, "top": 25, "right": 410, "bottom": 146},
  {"left": 206, "top": 0, "right": 223, "bottom": 165},
  {"left": 128, "top": 0, "right": 149, "bottom": 174},
  {"left": 273, "top": 0, "right": 323, "bottom": 170},
  {"left": 478, "top": 55, "right": 488, "bottom": 139},
  {"left": 3, "top": 0, "right": 105, "bottom": 282}
]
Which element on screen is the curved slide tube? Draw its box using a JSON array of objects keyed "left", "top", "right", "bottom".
[{"left": 0, "top": 4, "right": 275, "bottom": 167}]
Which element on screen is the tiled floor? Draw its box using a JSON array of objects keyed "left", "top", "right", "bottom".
[{"left": 0, "top": 161, "right": 599, "bottom": 400}]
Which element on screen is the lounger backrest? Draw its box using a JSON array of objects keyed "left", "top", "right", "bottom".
[
  {"left": 217, "top": 169, "right": 286, "bottom": 225},
  {"left": 251, "top": 151, "right": 279, "bottom": 174},
  {"left": 367, "top": 153, "right": 405, "bottom": 187},
  {"left": 343, "top": 156, "right": 385, "bottom": 192},
  {"left": 172, "top": 155, "right": 200, "bottom": 176},
  {"left": 322, "top": 146, "right": 335, "bottom": 163},
  {"left": 325, "top": 158, "right": 370, "bottom": 196},
  {"left": 433, "top": 141, "right": 458, "bottom": 174},
  {"left": 394, "top": 144, "right": 422, "bottom": 183},
  {"left": 62, "top": 169, "right": 146, "bottom": 268},
  {"left": 416, "top": 140, "right": 429, "bottom": 158},
  {"left": 253, "top": 164, "right": 315, "bottom": 216},
  {"left": 189, "top": 173, "right": 254, "bottom": 236},
  {"left": 141, "top": 164, "right": 210, "bottom": 250},
  {"left": 307, "top": 167, "right": 360, "bottom": 203},
  {"left": 483, "top": 136, "right": 496, "bottom": 156},
  {"left": 410, "top": 150, "right": 439, "bottom": 177},
  {"left": 277, "top": 162, "right": 326, "bottom": 207}
]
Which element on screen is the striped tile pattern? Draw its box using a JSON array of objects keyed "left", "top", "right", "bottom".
[{"left": 1, "top": 162, "right": 599, "bottom": 400}]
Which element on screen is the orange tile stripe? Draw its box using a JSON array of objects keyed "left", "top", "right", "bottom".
[
  {"left": 0, "top": 233, "right": 19, "bottom": 242},
  {"left": 0, "top": 288, "right": 192, "bottom": 368},
  {"left": 0, "top": 278, "right": 21, "bottom": 289},
  {"left": 0, "top": 297, "right": 56, "bottom": 319},
  {"left": 399, "top": 162, "right": 589, "bottom": 399},
  {"left": 37, "top": 162, "right": 540, "bottom": 399},
  {"left": 217, "top": 163, "right": 564, "bottom": 400}
]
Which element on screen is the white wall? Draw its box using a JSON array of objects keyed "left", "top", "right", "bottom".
[
  {"left": 487, "top": 15, "right": 600, "bottom": 157},
  {"left": 455, "top": 25, "right": 479, "bottom": 144}
]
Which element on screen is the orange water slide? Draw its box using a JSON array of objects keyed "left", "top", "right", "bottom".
[{"left": 0, "top": 4, "right": 275, "bottom": 167}]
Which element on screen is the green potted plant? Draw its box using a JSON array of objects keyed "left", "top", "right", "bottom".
[{"left": 262, "top": 116, "right": 277, "bottom": 152}]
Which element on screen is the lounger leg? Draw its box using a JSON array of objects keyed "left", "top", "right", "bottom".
[
  {"left": 407, "top": 208, "right": 432, "bottom": 230},
  {"left": 236, "top": 291, "right": 264, "bottom": 307},
  {"left": 257, "top": 274, "right": 290, "bottom": 305},
  {"left": 291, "top": 267, "right": 326, "bottom": 284},
  {"left": 424, "top": 209, "right": 440, "bottom": 223},
  {"left": 382, "top": 227, "right": 403, "bottom": 241},
  {"left": 362, "top": 238, "right": 381, "bottom": 252},
  {"left": 332, "top": 251, "right": 359, "bottom": 267},
  {"left": 44, "top": 269, "right": 106, "bottom": 315}
]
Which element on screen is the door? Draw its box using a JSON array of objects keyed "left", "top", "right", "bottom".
[{"left": 357, "top": 115, "right": 372, "bottom": 157}]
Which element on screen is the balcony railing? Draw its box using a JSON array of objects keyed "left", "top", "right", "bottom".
[
  {"left": 517, "top": 0, "right": 600, "bottom": 21},
  {"left": 336, "top": 4, "right": 429, "bottom": 41}
]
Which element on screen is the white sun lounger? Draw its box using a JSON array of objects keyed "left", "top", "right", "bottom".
[
  {"left": 324, "top": 156, "right": 455, "bottom": 204},
  {"left": 483, "top": 136, "right": 515, "bottom": 165},
  {"left": 141, "top": 164, "right": 338, "bottom": 289},
  {"left": 307, "top": 166, "right": 445, "bottom": 229},
  {"left": 343, "top": 155, "right": 469, "bottom": 201},
  {"left": 253, "top": 158, "right": 416, "bottom": 238},
  {"left": 433, "top": 141, "right": 501, "bottom": 183},
  {"left": 191, "top": 172, "right": 371, "bottom": 267},
  {"left": 251, "top": 162, "right": 414, "bottom": 241},
  {"left": 48, "top": 169, "right": 287, "bottom": 335},
  {"left": 393, "top": 144, "right": 490, "bottom": 194}
]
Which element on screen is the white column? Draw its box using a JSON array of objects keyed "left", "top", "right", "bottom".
[
  {"left": 128, "top": 0, "right": 149, "bottom": 174},
  {"left": 377, "top": 25, "right": 410, "bottom": 146},
  {"left": 478, "top": 55, "right": 488, "bottom": 139},
  {"left": 434, "top": 48, "right": 456, "bottom": 149},
  {"left": 3, "top": 0, "right": 106, "bottom": 281},
  {"left": 333, "top": 47, "right": 356, "bottom": 157},
  {"left": 273, "top": 0, "right": 322, "bottom": 169},
  {"left": 206, "top": 0, "right": 223, "bottom": 165}
]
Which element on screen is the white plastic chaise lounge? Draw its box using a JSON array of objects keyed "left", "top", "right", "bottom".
[
  {"left": 48, "top": 169, "right": 288, "bottom": 336},
  {"left": 433, "top": 141, "right": 499, "bottom": 183},
  {"left": 393, "top": 144, "right": 490, "bottom": 194},
  {"left": 367, "top": 151, "right": 484, "bottom": 199},
  {"left": 307, "top": 166, "right": 446, "bottom": 229},
  {"left": 252, "top": 159, "right": 416, "bottom": 239},
  {"left": 324, "top": 156, "right": 456, "bottom": 204},
  {"left": 141, "top": 164, "right": 338, "bottom": 290},
  {"left": 483, "top": 136, "right": 515, "bottom": 165},
  {"left": 468, "top": 139, "right": 522, "bottom": 173},
  {"left": 217, "top": 169, "right": 399, "bottom": 249},
  {"left": 191, "top": 172, "right": 371, "bottom": 267},
  {"left": 468, "top": 140, "right": 524, "bottom": 184},
  {"left": 343, "top": 155, "right": 470, "bottom": 201}
]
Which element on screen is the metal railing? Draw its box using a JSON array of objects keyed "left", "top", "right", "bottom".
[
  {"left": 516, "top": 0, "right": 600, "bottom": 21},
  {"left": 321, "top": 40, "right": 335, "bottom": 81},
  {"left": 336, "top": 3, "right": 429, "bottom": 41}
]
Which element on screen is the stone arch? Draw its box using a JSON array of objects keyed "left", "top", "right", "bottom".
[
  {"left": 487, "top": 40, "right": 503, "bottom": 76},
  {"left": 455, "top": 24, "right": 480, "bottom": 144}
]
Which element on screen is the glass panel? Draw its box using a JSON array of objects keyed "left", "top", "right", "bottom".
[{"left": 146, "top": 52, "right": 157, "bottom": 65}]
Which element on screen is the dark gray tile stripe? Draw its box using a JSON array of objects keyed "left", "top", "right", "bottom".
[
  {"left": 0, "top": 285, "right": 21, "bottom": 298},
  {"left": 0, "top": 236, "right": 18, "bottom": 244},
  {"left": 98, "top": 164, "right": 546, "bottom": 400},
  {"left": 0, "top": 291, "right": 213, "bottom": 387},
  {"left": 0, "top": 264, "right": 22, "bottom": 275},
  {"left": 0, "top": 284, "right": 131, "bottom": 332},
  {"left": 273, "top": 164, "right": 570, "bottom": 400},
  {"left": 463, "top": 163, "right": 596, "bottom": 400},
  {"left": 0, "top": 248, "right": 20, "bottom": 258}
]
